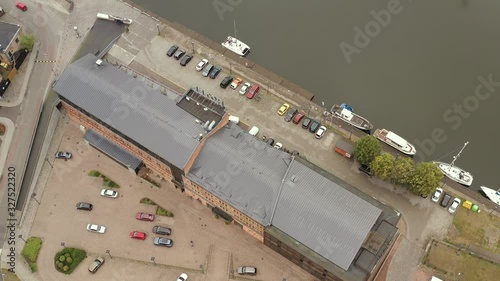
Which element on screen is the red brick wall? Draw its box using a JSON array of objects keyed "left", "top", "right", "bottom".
[{"left": 63, "top": 102, "right": 173, "bottom": 181}]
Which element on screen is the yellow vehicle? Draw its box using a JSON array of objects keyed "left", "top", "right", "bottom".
[{"left": 278, "top": 103, "right": 290, "bottom": 116}]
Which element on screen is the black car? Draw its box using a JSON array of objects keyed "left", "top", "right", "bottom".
[
  {"left": 266, "top": 138, "right": 275, "bottom": 146},
  {"left": 358, "top": 164, "right": 374, "bottom": 177},
  {"left": 209, "top": 66, "right": 222, "bottom": 79},
  {"left": 302, "top": 117, "right": 312, "bottom": 129},
  {"left": 166, "top": 45, "right": 178, "bottom": 57},
  {"left": 76, "top": 202, "right": 93, "bottom": 211},
  {"left": 309, "top": 120, "right": 321, "bottom": 133},
  {"left": 173, "top": 49, "right": 186, "bottom": 60},
  {"left": 153, "top": 237, "right": 173, "bottom": 247},
  {"left": 220, "top": 76, "right": 234, "bottom": 88},
  {"left": 152, "top": 225, "right": 171, "bottom": 236},
  {"left": 180, "top": 54, "right": 193, "bottom": 66},
  {"left": 284, "top": 108, "right": 298, "bottom": 122}
]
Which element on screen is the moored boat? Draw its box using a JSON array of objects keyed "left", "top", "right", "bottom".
[
  {"left": 330, "top": 104, "right": 373, "bottom": 132},
  {"left": 480, "top": 186, "right": 500, "bottom": 206},
  {"left": 373, "top": 129, "right": 416, "bottom": 156},
  {"left": 221, "top": 21, "right": 250, "bottom": 57},
  {"left": 433, "top": 142, "right": 473, "bottom": 187}
]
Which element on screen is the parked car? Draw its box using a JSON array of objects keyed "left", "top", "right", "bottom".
[
  {"left": 278, "top": 103, "right": 290, "bottom": 116},
  {"left": 130, "top": 231, "right": 147, "bottom": 240},
  {"left": 220, "top": 76, "right": 234, "bottom": 88},
  {"left": 55, "top": 151, "right": 72, "bottom": 159},
  {"left": 448, "top": 198, "right": 461, "bottom": 214},
  {"left": 440, "top": 193, "right": 452, "bottom": 207},
  {"left": 237, "top": 266, "right": 257, "bottom": 276},
  {"left": 302, "top": 117, "right": 312, "bottom": 129},
  {"left": 230, "top": 77, "right": 243, "bottom": 89},
  {"left": 152, "top": 225, "right": 172, "bottom": 235},
  {"left": 292, "top": 111, "right": 306, "bottom": 124},
  {"left": 177, "top": 273, "right": 188, "bottom": 281},
  {"left": 358, "top": 164, "right": 374, "bottom": 177},
  {"left": 76, "top": 202, "right": 93, "bottom": 211},
  {"left": 239, "top": 82, "right": 251, "bottom": 95},
  {"left": 202, "top": 64, "right": 213, "bottom": 77},
  {"left": 173, "top": 49, "right": 186, "bottom": 60},
  {"left": 274, "top": 142, "right": 283, "bottom": 150},
  {"left": 136, "top": 212, "right": 155, "bottom": 221},
  {"left": 87, "top": 224, "right": 106, "bottom": 234},
  {"left": 195, "top": 59, "right": 208, "bottom": 71},
  {"left": 153, "top": 237, "right": 173, "bottom": 247},
  {"left": 431, "top": 187, "right": 443, "bottom": 203},
  {"left": 284, "top": 107, "right": 298, "bottom": 122},
  {"left": 245, "top": 84, "right": 260, "bottom": 99},
  {"left": 266, "top": 138, "right": 275, "bottom": 146},
  {"left": 88, "top": 257, "right": 105, "bottom": 273},
  {"left": 16, "top": 2, "right": 27, "bottom": 12},
  {"left": 309, "top": 120, "right": 321, "bottom": 133},
  {"left": 166, "top": 45, "right": 179, "bottom": 57},
  {"left": 315, "top": 126, "right": 327, "bottom": 139},
  {"left": 209, "top": 66, "right": 222, "bottom": 79},
  {"left": 180, "top": 54, "right": 193, "bottom": 66},
  {"left": 100, "top": 189, "right": 118, "bottom": 198}
]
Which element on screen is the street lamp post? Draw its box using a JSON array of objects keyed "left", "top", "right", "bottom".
[
  {"left": 18, "top": 235, "right": 26, "bottom": 243},
  {"left": 151, "top": 257, "right": 156, "bottom": 266},
  {"left": 229, "top": 62, "right": 232, "bottom": 75},
  {"left": 349, "top": 126, "right": 353, "bottom": 140},
  {"left": 73, "top": 26, "right": 80, "bottom": 38},
  {"left": 31, "top": 193, "right": 40, "bottom": 205},
  {"left": 61, "top": 242, "right": 65, "bottom": 247},
  {"left": 191, "top": 42, "right": 194, "bottom": 54},
  {"left": 45, "top": 157, "right": 53, "bottom": 168},
  {"left": 156, "top": 24, "right": 160, "bottom": 35},
  {"left": 106, "top": 250, "right": 112, "bottom": 259}
]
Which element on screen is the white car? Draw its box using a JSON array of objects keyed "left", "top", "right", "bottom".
[
  {"left": 273, "top": 142, "right": 283, "bottom": 150},
  {"left": 87, "top": 224, "right": 106, "bottom": 234},
  {"left": 100, "top": 189, "right": 118, "bottom": 198},
  {"left": 177, "top": 273, "right": 188, "bottom": 281},
  {"left": 195, "top": 59, "right": 208, "bottom": 71},
  {"left": 431, "top": 187, "right": 443, "bottom": 203},
  {"left": 315, "top": 126, "right": 327, "bottom": 139},
  {"left": 448, "top": 198, "right": 461, "bottom": 214},
  {"left": 239, "top": 82, "right": 251, "bottom": 95}
]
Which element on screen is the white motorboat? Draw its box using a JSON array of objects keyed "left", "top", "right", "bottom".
[
  {"left": 221, "top": 21, "right": 250, "bottom": 57},
  {"left": 480, "top": 186, "right": 500, "bottom": 206},
  {"left": 373, "top": 129, "right": 416, "bottom": 156},
  {"left": 433, "top": 142, "right": 473, "bottom": 187}
]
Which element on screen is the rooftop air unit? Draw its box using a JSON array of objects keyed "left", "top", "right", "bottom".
[
  {"left": 95, "top": 59, "right": 103, "bottom": 66},
  {"left": 208, "top": 120, "right": 216, "bottom": 131}
]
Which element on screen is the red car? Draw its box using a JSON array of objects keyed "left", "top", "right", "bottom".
[
  {"left": 292, "top": 111, "right": 306, "bottom": 124},
  {"left": 136, "top": 212, "right": 155, "bottom": 221},
  {"left": 16, "top": 2, "right": 28, "bottom": 11},
  {"left": 245, "top": 84, "right": 260, "bottom": 99},
  {"left": 130, "top": 231, "right": 147, "bottom": 240}
]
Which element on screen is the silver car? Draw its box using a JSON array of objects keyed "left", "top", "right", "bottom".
[
  {"left": 87, "top": 224, "right": 106, "bottom": 234},
  {"left": 239, "top": 82, "right": 251, "bottom": 95},
  {"left": 196, "top": 59, "right": 208, "bottom": 71},
  {"left": 202, "top": 64, "right": 213, "bottom": 77}
]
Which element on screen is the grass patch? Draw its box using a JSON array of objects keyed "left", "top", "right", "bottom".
[
  {"left": 0, "top": 123, "right": 6, "bottom": 136},
  {"left": 21, "top": 237, "right": 42, "bottom": 272},
  {"left": 1, "top": 268, "right": 21, "bottom": 281},
  {"left": 140, "top": 198, "right": 156, "bottom": 205},
  {"left": 88, "top": 170, "right": 101, "bottom": 177},
  {"left": 88, "top": 170, "right": 120, "bottom": 188},
  {"left": 156, "top": 206, "right": 174, "bottom": 217},
  {"left": 54, "top": 247, "right": 86, "bottom": 274},
  {"left": 424, "top": 241, "right": 500, "bottom": 281},
  {"left": 448, "top": 208, "right": 500, "bottom": 253}
]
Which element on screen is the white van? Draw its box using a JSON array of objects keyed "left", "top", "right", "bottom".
[
  {"left": 228, "top": 115, "right": 239, "bottom": 124},
  {"left": 248, "top": 126, "right": 259, "bottom": 136}
]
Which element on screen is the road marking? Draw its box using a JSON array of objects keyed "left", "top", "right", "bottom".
[{"left": 35, "top": 60, "right": 57, "bottom": 63}]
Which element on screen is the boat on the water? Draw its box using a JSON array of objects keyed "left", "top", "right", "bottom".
[
  {"left": 433, "top": 142, "right": 473, "bottom": 187},
  {"left": 373, "top": 129, "right": 416, "bottom": 156},
  {"left": 221, "top": 21, "right": 250, "bottom": 57},
  {"left": 480, "top": 186, "right": 500, "bottom": 206},
  {"left": 330, "top": 103, "right": 373, "bottom": 132}
]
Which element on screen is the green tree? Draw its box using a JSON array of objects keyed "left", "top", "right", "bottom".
[
  {"left": 354, "top": 135, "right": 381, "bottom": 165},
  {"left": 371, "top": 153, "right": 394, "bottom": 180},
  {"left": 409, "top": 162, "right": 444, "bottom": 196},
  {"left": 20, "top": 34, "right": 35, "bottom": 51},
  {"left": 391, "top": 156, "right": 415, "bottom": 185}
]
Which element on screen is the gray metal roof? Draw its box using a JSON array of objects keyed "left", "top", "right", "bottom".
[
  {"left": 187, "top": 122, "right": 291, "bottom": 225},
  {"left": 271, "top": 160, "right": 382, "bottom": 271},
  {"left": 0, "top": 22, "right": 20, "bottom": 52},
  {"left": 84, "top": 129, "right": 142, "bottom": 170},
  {"left": 53, "top": 53, "right": 206, "bottom": 169}
]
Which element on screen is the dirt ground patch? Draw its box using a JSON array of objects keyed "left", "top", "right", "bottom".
[
  {"left": 424, "top": 240, "right": 500, "bottom": 281},
  {"left": 1, "top": 268, "right": 21, "bottom": 281},
  {"left": 447, "top": 208, "right": 500, "bottom": 254}
]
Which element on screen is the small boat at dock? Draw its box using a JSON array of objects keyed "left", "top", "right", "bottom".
[
  {"left": 330, "top": 103, "right": 373, "bottom": 132},
  {"left": 373, "top": 129, "right": 416, "bottom": 156},
  {"left": 433, "top": 142, "right": 473, "bottom": 187},
  {"left": 480, "top": 186, "right": 500, "bottom": 206},
  {"left": 221, "top": 21, "right": 250, "bottom": 57}
]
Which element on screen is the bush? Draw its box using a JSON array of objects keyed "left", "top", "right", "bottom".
[
  {"left": 54, "top": 247, "right": 86, "bottom": 275},
  {"left": 156, "top": 207, "right": 174, "bottom": 217},
  {"left": 20, "top": 34, "right": 35, "bottom": 51},
  {"left": 140, "top": 198, "right": 156, "bottom": 205},
  {"left": 88, "top": 170, "right": 101, "bottom": 177},
  {"left": 21, "top": 237, "right": 42, "bottom": 272},
  {"left": 0, "top": 123, "right": 5, "bottom": 136}
]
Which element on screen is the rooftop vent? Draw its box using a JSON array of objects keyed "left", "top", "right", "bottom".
[{"left": 95, "top": 59, "right": 103, "bottom": 66}]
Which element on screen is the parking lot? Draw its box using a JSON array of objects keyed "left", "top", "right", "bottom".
[{"left": 29, "top": 121, "right": 317, "bottom": 281}]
